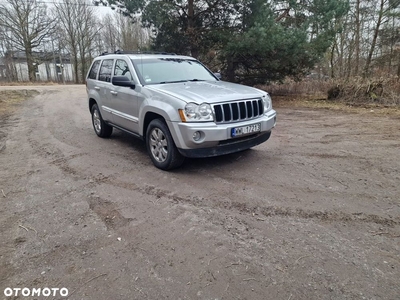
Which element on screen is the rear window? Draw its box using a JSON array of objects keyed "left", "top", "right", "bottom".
[{"left": 88, "top": 60, "right": 100, "bottom": 80}]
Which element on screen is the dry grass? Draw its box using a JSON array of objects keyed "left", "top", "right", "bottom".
[
  {"left": 272, "top": 95, "right": 400, "bottom": 116},
  {"left": 0, "top": 81, "right": 59, "bottom": 86},
  {"left": 259, "top": 79, "right": 332, "bottom": 98},
  {"left": 260, "top": 76, "right": 400, "bottom": 115},
  {"left": 0, "top": 90, "right": 39, "bottom": 116}
]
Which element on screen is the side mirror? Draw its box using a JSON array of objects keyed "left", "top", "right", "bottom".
[
  {"left": 112, "top": 76, "right": 135, "bottom": 89},
  {"left": 214, "top": 72, "right": 222, "bottom": 80}
]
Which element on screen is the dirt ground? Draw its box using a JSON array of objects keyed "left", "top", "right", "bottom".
[{"left": 0, "top": 85, "right": 399, "bottom": 300}]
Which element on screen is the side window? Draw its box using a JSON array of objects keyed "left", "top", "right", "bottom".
[
  {"left": 88, "top": 60, "right": 100, "bottom": 80},
  {"left": 98, "top": 59, "right": 114, "bottom": 82},
  {"left": 114, "top": 59, "right": 133, "bottom": 80}
]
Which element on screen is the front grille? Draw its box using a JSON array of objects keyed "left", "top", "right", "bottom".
[{"left": 213, "top": 99, "right": 263, "bottom": 123}]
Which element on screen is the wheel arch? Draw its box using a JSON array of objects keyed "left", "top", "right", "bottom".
[
  {"left": 143, "top": 112, "right": 165, "bottom": 140},
  {"left": 89, "top": 98, "right": 97, "bottom": 112}
]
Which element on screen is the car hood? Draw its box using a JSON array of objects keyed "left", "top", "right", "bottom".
[{"left": 145, "top": 81, "right": 265, "bottom": 104}]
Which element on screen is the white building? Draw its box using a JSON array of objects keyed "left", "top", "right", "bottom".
[{"left": 0, "top": 51, "right": 75, "bottom": 82}]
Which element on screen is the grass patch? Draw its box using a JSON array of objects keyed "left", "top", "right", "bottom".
[
  {"left": 0, "top": 81, "right": 58, "bottom": 86},
  {"left": 260, "top": 77, "right": 400, "bottom": 116},
  {"left": 273, "top": 95, "right": 400, "bottom": 116},
  {"left": 0, "top": 90, "right": 39, "bottom": 116}
]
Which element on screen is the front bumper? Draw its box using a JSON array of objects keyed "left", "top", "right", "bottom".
[
  {"left": 178, "top": 131, "right": 272, "bottom": 158},
  {"left": 168, "top": 109, "right": 276, "bottom": 157}
]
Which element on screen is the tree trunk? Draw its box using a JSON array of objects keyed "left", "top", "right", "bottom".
[
  {"left": 73, "top": 56, "right": 79, "bottom": 84},
  {"left": 25, "top": 46, "right": 36, "bottom": 82},
  {"left": 354, "top": 0, "right": 360, "bottom": 76},
  {"left": 187, "top": 0, "right": 199, "bottom": 58},
  {"left": 80, "top": 49, "right": 86, "bottom": 83},
  {"left": 363, "top": 0, "right": 384, "bottom": 78},
  {"left": 330, "top": 42, "right": 336, "bottom": 78},
  {"left": 226, "top": 55, "right": 236, "bottom": 82}
]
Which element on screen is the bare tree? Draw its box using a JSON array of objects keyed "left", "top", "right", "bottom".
[
  {"left": 101, "top": 14, "right": 119, "bottom": 53},
  {"left": 363, "top": 0, "right": 387, "bottom": 77},
  {"left": 0, "top": 0, "right": 55, "bottom": 81},
  {"left": 115, "top": 14, "right": 150, "bottom": 50},
  {"left": 76, "top": 4, "right": 98, "bottom": 82},
  {"left": 322, "top": 0, "right": 400, "bottom": 79},
  {"left": 54, "top": 0, "right": 98, "bottom": 83},
  {"left": 354, "top": 0, "right": 361, "bottom": 75},
  {"left": 99, "top": 12, "right": 150, "bottom": 53},
  {"left": 54, "top": 1, "right": 79, "bottom": 83},
  {"left": 0, "top": 25, "right": 17, "bottom": 81}
]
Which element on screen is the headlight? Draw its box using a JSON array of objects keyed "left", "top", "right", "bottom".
[
  {"left": 262, "top": 93, "right": 272, "bottom": 113},
  {"left": 179, "top": 103, "right": 214, "bottom": 122}
]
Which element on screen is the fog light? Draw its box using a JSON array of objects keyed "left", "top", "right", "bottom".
[{"left": 193, "top": 131, "right": 201, "bottom": 141}]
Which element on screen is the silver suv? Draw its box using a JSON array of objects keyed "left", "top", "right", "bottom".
[{"left": 86, "top": 52, "right": 277, "bottom": 170}]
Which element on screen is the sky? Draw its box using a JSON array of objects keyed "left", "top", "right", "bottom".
[
  {"left": 0, "top": 0, "right": 114, "bottom": 15},
  {"left": 42, "top": 0, "right": 114, "bottom": 16}
]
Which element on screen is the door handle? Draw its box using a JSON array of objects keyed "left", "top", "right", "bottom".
[
  {"left": 94, "top": 86, "right": 100, "bottom": 90},
  {"left": 110, "top": 91, "right": 118, "bottom": 96}
]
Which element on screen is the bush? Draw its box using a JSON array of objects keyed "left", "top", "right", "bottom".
[
  {"left": 262, "top": 76, "right": 400, "bottom": 106},
  {"left": 326, "top": 77, "right": 400, "bottom": 106}
]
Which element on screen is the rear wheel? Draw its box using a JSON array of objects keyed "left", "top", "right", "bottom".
[
  {"left": 146, "top": 119, "right": 184, "bottom": 170},
  {"left": 91, "top": 104, "right": 113, "bottom": 138}
]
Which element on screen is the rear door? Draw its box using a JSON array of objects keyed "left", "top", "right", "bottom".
[{"left": 96, "top": 59, "right": 115, "bottom": 122}]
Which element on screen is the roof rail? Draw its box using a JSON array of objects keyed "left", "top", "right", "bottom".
[
  {"left": 113, "top": 50, "right": 177, "bottom": 55},
  {"left": 99, "top": 50, "right": 177, "bottom": 56}
]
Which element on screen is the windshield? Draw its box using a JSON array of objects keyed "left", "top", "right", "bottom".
[{"left": 131, "top": 58, "right": 217, "bottom": 85}]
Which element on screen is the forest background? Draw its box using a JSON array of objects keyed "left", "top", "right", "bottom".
[{"left": 0, "top": 0, "right": 399, "bottom": 104}]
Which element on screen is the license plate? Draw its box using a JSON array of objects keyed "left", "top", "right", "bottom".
[{"left": 231, "top": 123, "right": 261, "bottom": 137}]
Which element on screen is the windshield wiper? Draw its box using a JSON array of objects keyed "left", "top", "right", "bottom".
[
  {"left": 159, "top": 80, "right": 188, "bottom": 84},
  {"left": 158, "top": 79, "right": 206, "bottom": 84}
]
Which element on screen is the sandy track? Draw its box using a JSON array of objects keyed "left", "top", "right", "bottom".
[{"left": 0, "top": 85, "right": 399, "bottom": 299}]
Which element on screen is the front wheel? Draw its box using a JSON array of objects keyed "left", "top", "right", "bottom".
[
  {"left": 91, "top": 104, "right": 113, "bottom": 138},
  {"left": 146, "top": 119, "right": 184, "bottom": 170}
]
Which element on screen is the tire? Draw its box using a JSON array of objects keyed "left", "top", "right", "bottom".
[
  {"left": 146, "top": 119, "right": 184, "bottom": 170},
  {"left": 91, "top": 104, "right": 113, "bottom": 138}
]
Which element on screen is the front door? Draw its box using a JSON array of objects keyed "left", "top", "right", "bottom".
[{"left": 109, "top": 59, "right": 139, "bottom": 133}]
